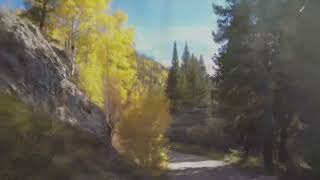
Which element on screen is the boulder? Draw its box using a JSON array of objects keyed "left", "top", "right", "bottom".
[{"left": 0, "top": 10, "right": 110, "bottom": 146}]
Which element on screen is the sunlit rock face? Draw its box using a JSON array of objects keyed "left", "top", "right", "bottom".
[{"left": 0, "top": 10, "right": 110, "bottom": 145}]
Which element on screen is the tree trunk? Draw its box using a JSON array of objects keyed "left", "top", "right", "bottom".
[
  {"left": 39, "top": 1, "right": 48, "bottom": 32},
  {"left": 263, "top": 109, "right": 274, "bottom": 174},
  {"left": 262, "top": 81, "right": 274, "bottom": 174},
  {"left": 279, "top": 125, "right": 288, "bottom": 163},
  {"left": 39, "top": 13, "right": 45, "bottom": 32}
]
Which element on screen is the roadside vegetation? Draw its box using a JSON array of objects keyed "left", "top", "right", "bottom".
[
  {"left": 18, "top": 0, "right": 171, "bottom": 176},
  {"left": 0, "top": 95, "right": 135, "bottom": 180},
  {"left": 165, "top": 1, "right": 319, "bottom": 179},
  {"left": 1, "top": 0, "right": 319, "bottom": 179}
]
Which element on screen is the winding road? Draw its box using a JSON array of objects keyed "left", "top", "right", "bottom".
[{"left": 167, "top": 152, "right": 276, "bottom": 180}]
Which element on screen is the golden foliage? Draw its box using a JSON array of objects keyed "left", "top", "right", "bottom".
[
  {"left": 116, "top": 89, "right": 171, "bottom": 170},
  {"left": 47, "top": 0, "right": 171, "bottom": 171},
  {"left": 50, "top": 0, "right": 136, "bottom": 107},
  {"left": 136, "top": 54, "right": 168, "bottom": 91}
]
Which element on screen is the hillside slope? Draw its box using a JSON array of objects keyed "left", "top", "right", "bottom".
[
  {"left": 136, "top": 54, "right": 168, "bottom": 89},
  {"left": 0, "top": 11, "right": 110, "bottom": 146}
]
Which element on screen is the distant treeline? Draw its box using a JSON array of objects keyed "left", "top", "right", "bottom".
[{"left": 166, "top": 41, "right": 211, "bottom": 113}]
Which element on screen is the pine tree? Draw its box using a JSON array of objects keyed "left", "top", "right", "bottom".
[
  {"left": 199, "top": 55, "right": 206, "bottom": 74},
  {"left": 22, "top": 0, "right": 57, "bottom": 31},
  {"left": 186, "top": 54, "right": 198, "bottom": 105},
  {"left": 291, "top": 0, "right": 320, "bottom": 176},
  {"left": 181, "top": 42, "right": 190, "bottom": 71},
  {"left": 213, "top": 0, "right": 311, "bottom": 174},
  {"left": 213, "top": 0, "right": 273, "bottom": 171},
  {"left": 178, "top": 42, "right": 190, "bottom": 109},
  {"left": 198, "top": 55, "right": 209, "bottom": 103},
  {"left": 179, "top": 53, "right": 208, "bottom": 109},
  {"left": 166, "top": 41, "right": 180, "bottom": 112}
]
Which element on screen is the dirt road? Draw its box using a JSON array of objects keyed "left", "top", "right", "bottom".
[{"left": 167, "top": 152, "right": 275, "bottom": 180}]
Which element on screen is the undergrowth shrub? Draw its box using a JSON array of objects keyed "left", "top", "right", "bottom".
[
  {"left": 0, "top": 95, "right": 128, "bottom": 180},
  {"left": 116, "top": 89, "right": 171, "bottom": 174}
]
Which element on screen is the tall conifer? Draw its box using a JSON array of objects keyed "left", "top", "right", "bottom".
[{"left": 166, "top": 41, "right": 180, "bottom": 112}]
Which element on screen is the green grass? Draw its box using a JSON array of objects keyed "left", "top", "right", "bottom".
[
  {"left": 223, "top": 149, "right": 264, "bottom": 173},
  {"left": 223, "top": 149, "right": 244, "bottom": 164}
]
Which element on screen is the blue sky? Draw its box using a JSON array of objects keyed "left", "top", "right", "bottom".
[
  {"left": 0, "top": 0, "right": 23, "bottom": 8},
  {"left": 1, "top": 0, "right": 224, "bottom": 74},
  {"left": 112, "top": 0, "right": 223, "bottom": 73}
]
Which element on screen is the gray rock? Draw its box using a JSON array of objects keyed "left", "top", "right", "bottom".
[{"left": 0, "top": 10, "right": 110, "bottom": 146}]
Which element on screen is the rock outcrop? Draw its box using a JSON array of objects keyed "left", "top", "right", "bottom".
[{"left": 0, "top": 10, "right": 110, "bottom": 145}]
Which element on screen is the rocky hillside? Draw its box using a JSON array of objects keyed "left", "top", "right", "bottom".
[
  {"left": 136, "top": 54, "right": 168, "bottom": 89},
  {"left": 0, "top": 11, "right": 110, "bottom": 145}
]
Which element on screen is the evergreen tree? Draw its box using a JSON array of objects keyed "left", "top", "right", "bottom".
[
  {"left": 186, "top": 54, "right": 198, "bottom": 105},
  {"left": 292, "top": 0, "right": 320, "bottom": 177},
  {"left": 181, "top": 42, "right": 190, "bottom": 71},
  {"left": 212, "top": 0, "right": 320, "bottom": 175},
  {"left": 180, "top": 53, "right": 208, "bottom": 109},
  {"left": 199, "top": 55, "right": 206, "bottom": 74},
  {"left": 213, "top": 0, "right": 275, "bottom": 172},
  {"left": 178, "top": 42, "right": 193, "bottom": 110},
  {"left": 198, "top": 55, "right": 209, "bottom": 102},
  {"left": 22, "top": 0, "right": 57, "bottom": 31},
  {"left": 166, "top": 42, "right": 210, "bottom": 113},
  {"left": 166, "top": 41, "right": 180, "bottom": 112}
]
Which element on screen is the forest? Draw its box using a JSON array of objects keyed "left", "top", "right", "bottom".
[{"left": 0, "top": 0, "right": 320, "bottom": 180}]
